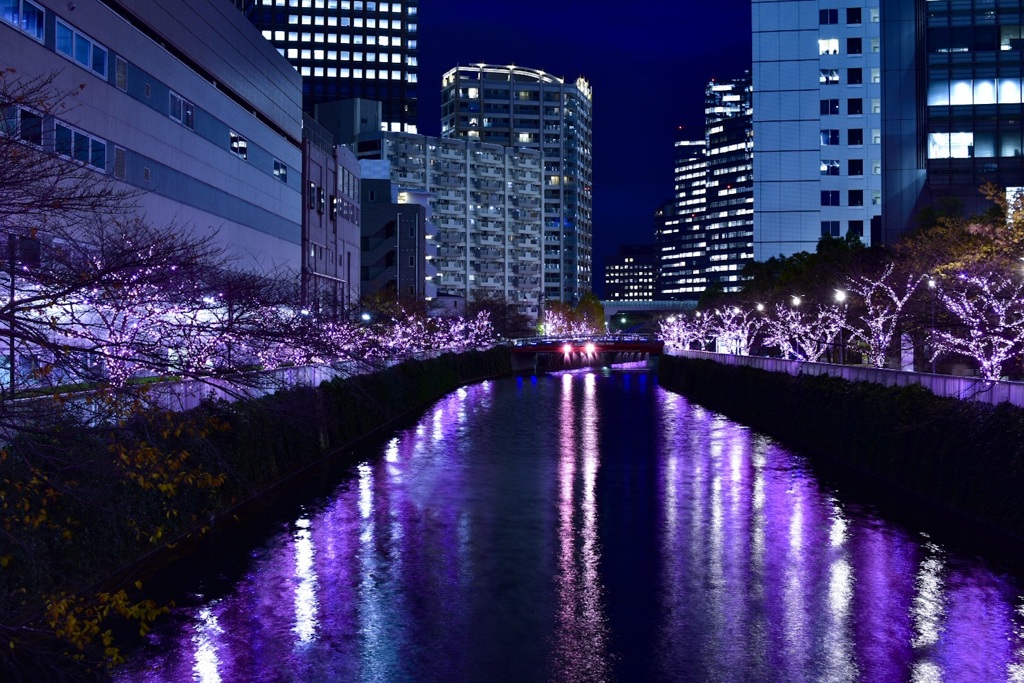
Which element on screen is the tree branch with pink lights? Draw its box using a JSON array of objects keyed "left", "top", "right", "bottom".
[
  {"left": 931, "top": 271, "right": 1024, "bottom": 381},
  {"left": 843, "top": 265, "right": 925, "bottom": 368}
]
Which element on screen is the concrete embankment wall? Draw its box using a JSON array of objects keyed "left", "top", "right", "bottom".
[{"left": 657, "top": 355, "right": 1024, "bottom": 540}]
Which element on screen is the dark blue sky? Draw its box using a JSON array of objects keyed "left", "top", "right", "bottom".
[{"left": 417, "top": 1, "right": 753, "bottom": 296}]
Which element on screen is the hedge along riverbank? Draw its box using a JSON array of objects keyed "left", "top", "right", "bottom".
[
  {"left": 1, "top": 347, "right": 515, "bottom": 677},
  {"left": 657, "top": 355, "right": 1024, "bottom": 540}
]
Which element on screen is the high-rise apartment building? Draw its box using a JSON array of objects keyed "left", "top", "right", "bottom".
[
  {"left": 356, "top": 133, "right": 544, "bottom": 319},
  {"left": 656, "top": 139, "right": 707, "bottom": 298},
  {"left": 752, "top": 0, "right": 882, "bottom": 259},
  {"left": 440, "top": 65, "right": 593, "bottom": 305},
  {"left": 238, "top": 0, "right": 419, "bottom": 132}
]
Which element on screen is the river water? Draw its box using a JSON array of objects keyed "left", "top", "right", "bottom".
[{"left": 117, "top": 367, "right": 1024, "bottom": 682}]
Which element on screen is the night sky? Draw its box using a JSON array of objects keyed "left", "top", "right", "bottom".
[{"left": 417, "top": 1, "right": 753, "bottom": 297}]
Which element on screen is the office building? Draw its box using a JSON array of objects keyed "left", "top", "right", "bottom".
[
  {"left": 302, "top": 115, "right": 361, "bottom": 316},
  {"left": 605, "top": 245, "right": 656, "bottom": 302},
  {"left": 3, "top": 0, "right": 305, "bottom": 270},
  {"left": 752, "top": 0, "right": 882, "bottom": 259},
  {"left": 440, "top": 65, "right": 593, "bottom": 305},
  {"left": 656, "top": 139, "right": 707, "bottom": 298},
  {"left": 702, "top": 76, "right": 754, "bottom": 293},
  {"left": 355, "top": 132, "right": 543, "bottom": 319},
  {"left": 881, "top": 0, "right": 1024, "bottom": 241},
  {"left": 655, "top": 76, "right": 752, "bottom": 301},
  {"left": 238, "top": 0, "right": 418, "bottom": 133}
]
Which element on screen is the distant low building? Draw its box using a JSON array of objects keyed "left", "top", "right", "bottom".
[{"left": 605, "top": 245, "right": 656, "bottom": 302}]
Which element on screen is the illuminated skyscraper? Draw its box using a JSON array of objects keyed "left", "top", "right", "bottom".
[
  {"left": 239, "top": 0, "right": 418, "bottom": 132},
  {"left": 440, "top": 65, "right": 593, "bottom": 305}
]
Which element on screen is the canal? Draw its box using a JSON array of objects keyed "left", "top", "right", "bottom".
[{"left": 118, "top": 366, "right": 1024, "bottom": 682}]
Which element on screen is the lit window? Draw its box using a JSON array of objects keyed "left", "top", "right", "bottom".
[
  {"left": 274, "top": 159, "right": 288, "bottom": 183},
  {"left": 820, "top": 69, "right": 839, "bottom": 85},
  {"left": 818, "top": 38, "right": 839, "bottom": 55},
  {"left": 821, "top": 129, "right": 840, "bottom": 145},
  {"left": 820, "top": 159, "right": 840, "bottom": 176},
  {"left": 230, "top": 131, "right": 248, "bottom": 160}
]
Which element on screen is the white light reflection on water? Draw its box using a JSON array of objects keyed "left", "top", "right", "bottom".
[
  {"left": 191, "top": 606, "right": 224, "bottom": 683},
  {"left": 292, "top": 518, "right": 319, "bottom": 646},
  {"left": 551, "top": 371, "right": 610, "bottom": 682}
]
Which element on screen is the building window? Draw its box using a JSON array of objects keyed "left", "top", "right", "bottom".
[
  {"left": 848, "top": 220, "right": 864, "bottom": 237},
  {"left": 821, "top": 129, "right": 840, "bottom": 146},
  {"left": 821, "top": 220, "right": 840, "bottom": 237},
  {"left": 317, "top": 187, "right": 326, "bottom": 213},
  {"left": 114, "top": 146, "right": 126, "bottom": 179},
  {"left": 821, "top": 159, "right": 840, "bottom": 175},
  {"left": 1, "top": 0, "right": 43, "bottom": 41},
  {"left": 848, "top": 68, "right": 863, "bottom": 85},
  {"left": 818, "top": 38, "right": 839, "bottom": 55},
  {"left": 820, "top": 69, "right": 840, "bottom": 85},
  {"left": 819, "top": 8, "right": 838, "bottom": 24},
  {"left": 848, "top": 98, "right": 863, "bottom": 116},
  {"left": 821, "top": 190, "right": 841, "bottom": 206},
  {"left": 229, "top": 131, "right": 247, "bottom": 160},
  {"left": 848, "top": 159, "right": 864, "bottom": 176},
  {"left": 55, "top": 121, "right": 106, "bottom": 170},
  {"left": 847, "top": 38, "right": 862, "bottom": 55},
  {"left": 308, "top": 182, "right": 317, "bottom": 209},
  {"left": 848, "top": 128, "right": 864, "bottom": 146},
  {"left": 55, "top": 19, "right": 108, "bottom": 78},
  {"left": 115, "top": 57, "right": 128, "bottom": 92},
  {"left": 820, "top": 99, "right": 840, "bottom": 115},
  {"left": 1, "top": 106, "right": 42, "bottom": 146},
  {"left": 849, "top": 189, "right": 864, "bottom": 207},
  {"left": 169, "top": 92, "right": 195, "bottom": 129},
  {"left": 847, "top": 7, "right": 862, "bottom": 24}
]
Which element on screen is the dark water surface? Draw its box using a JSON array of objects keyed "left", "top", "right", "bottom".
[{"left": 117, "top": 367, "right": 1024, "bottom": 682}]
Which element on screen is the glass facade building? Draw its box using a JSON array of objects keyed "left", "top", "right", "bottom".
[
  {"left": 440, "top": 65, "right": 593, "bottom": 305},
  {"left": 239, "top": 0, "right": 418, "bottom": 133}
]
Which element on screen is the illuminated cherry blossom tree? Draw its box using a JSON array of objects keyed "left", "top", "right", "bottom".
[
  {"left": 844, "top": 265, "right": 925, "bottom": 368},
  {"left": 708, "top": 307, "right": 764, "bottom": 355},
  {"left": 761, "top": 302, "right": 844, "bottom": 362},
  {"left": 659, "top": 312, "right": 710, "bottom": 351},
  {"left": 933, "top": 271, "right": 1024, "bottom": 381}
]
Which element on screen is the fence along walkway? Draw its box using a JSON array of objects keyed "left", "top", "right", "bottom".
[{"left": 669, "top": 349, "right": 1024, "bottom": 408}]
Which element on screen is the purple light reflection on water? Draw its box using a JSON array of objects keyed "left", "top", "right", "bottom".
[{"left": 118, "top": 370, "right": 1024, "bottom": 682}]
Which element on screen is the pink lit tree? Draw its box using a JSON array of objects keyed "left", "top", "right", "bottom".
[
  {"left": 708, "top": 307, "right": 764, "bottom": 355},
  {"left": 843, "top": 265, "right": 925, "bottom": 368},
  {"left": 932, "top": 271, "right": 1024, "bottom": 381},
  {"left": 659, "top": 312, "right": 709, "bottom": 351},
  {"left": 761, "top": 301, "right": 844, "bottom": 362}
]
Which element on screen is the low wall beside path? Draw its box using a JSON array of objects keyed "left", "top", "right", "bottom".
[{"left": 669, "top": 349, "right": 1024, "bottom": 407}]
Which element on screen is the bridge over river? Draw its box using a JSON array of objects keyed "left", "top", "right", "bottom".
[{"left": 510, "top": 334, "right": 664, "bottom": 372}]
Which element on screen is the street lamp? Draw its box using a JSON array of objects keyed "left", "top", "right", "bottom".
[
  {"left": 791, "top": 295, "right": 802, "bottom": 307},
  {"left": 928, "top": 277, "right": 936, "bottom": 374},
  {"left": 834, "top": 289, "right": 846, "bottom": 364}
]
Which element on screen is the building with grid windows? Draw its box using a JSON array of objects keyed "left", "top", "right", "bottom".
[
  {"left": 440, "top": 65, "right": 593, "bottom": 306},
  {"left": 655, "top": 76, "right": 752, "bottom": 301},
  {"left": 881, "top": 0, "right": 1024, "bottom": 241},
  {"left": 356, "top": 133, "right": 544, "bottom": 320},
  {"left": 238, "top": 0, "right": 418, "bottom": 133},
  {"left": 3, "top": 0, "right": 305, "bottom": 270},
  {"left": 752, "top": 0, "right": 882, "bottom": 259},
  {"left": 605, "top": 245, "right": 656, "bottom": 302}
]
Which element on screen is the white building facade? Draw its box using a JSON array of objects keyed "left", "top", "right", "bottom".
[
  {"left": 752, "top": 0, "right": 882, "bottom": 260},
  {"left": 3, "top": 0, "right": 305, "bottom": 270}
]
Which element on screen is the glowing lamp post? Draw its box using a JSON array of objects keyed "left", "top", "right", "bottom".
[{"left": 834, "top": 289, "right": 846, "bottom": 364}]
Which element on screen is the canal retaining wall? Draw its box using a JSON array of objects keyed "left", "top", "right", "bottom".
[{"left": 657, "top": 355, "right": 1024, "bottom": 540}]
